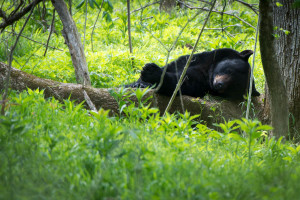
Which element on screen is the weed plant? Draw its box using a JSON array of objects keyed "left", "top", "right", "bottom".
[{"left": 0, "top": 1, "right": 299, "bottom": 199}]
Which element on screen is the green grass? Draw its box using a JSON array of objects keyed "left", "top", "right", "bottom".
[{"left": 1, "top": 1, "right": 299, "bottom": 199}]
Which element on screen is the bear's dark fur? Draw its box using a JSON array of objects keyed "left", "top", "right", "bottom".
[{"left": 127, "top": 48, "right": 260, "bottom": 100}]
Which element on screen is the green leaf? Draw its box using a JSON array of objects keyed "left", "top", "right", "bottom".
[
  {"left": 94, "top": 0, "right": 100, "bottom": 9},
  {"left": 129, "top": 130, "right": 138, "bottom": 139},
  {"left": 293, "top": 0, "right": 300, "bottom": 7},
  {"left": 228, "top": 133, "right": 245, "bottom": 142},
  {"left": 286, "top": 146, "right": 296, "bottom": 154},
  {"left": 283, "top": 29, "right": 290, "bottom": 35},
  {"left": 276, "top": 2, "right": 283, "bottom": 7},
  {"left": 251, "top": 131, "right": 262, "bottom": 140},
  {"left": 256, "top": 125, "right": 273, "bottom": 131},
  {"left": 89, "top": 0, "right": 94, "bottom": 9},
  {"left": 103, "top": 0, "right": 114, "bottom": 13},
  {"left": 102, "top": 11, "right": 112, "bottom": 23},
  {"left": 76, "top": 0, "right": 85, "bottom": 9}
]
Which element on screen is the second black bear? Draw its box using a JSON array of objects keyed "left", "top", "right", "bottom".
[{"left": 127, "top": 48, "right": 260, "bottom": 100}]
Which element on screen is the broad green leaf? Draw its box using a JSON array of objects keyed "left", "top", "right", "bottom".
[
  {"left": 103, "top": 0, "right": 113, "bottom": 13},
  {"left": 228, "top": 133, "right": 245, "bottom": 142},
  {"left": 89, "top": 0, "right": 94, "bottom": 9},
  {"left": 256, "top": 125, "right": 273, "bottom": 131},
  {"left": 76, "top": 0, "right": 85, "bottom": 9},
  {"left": 286, "top": 146, "right": 296, "bottom": 154},
  {"left": 103, "top": 11, "right": 112, "bottom": 23}
]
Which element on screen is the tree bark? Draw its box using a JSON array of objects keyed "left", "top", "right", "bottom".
[
  {"left": 51, "top": 0, "right": 91, "bottom": 86},
  {"left": 273, "top": 0, "right": 300, "bottom": 138},
  {"left": 0, "top": 62, "right": 263, "bottom": 126},
  {"left": 160, "top": 0, "right": 177, "bottom": 12},
  {"left": 259, "top": 0, "right": 300, "bottom": 139}
]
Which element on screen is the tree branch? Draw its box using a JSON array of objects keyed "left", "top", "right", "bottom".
[
  {"left": 44, "top": 9, "right": 56, "bottom": 56},
  {"left": 0, "top": 9, "right": 8, "bottom": 21},
  {"left": 127, "top": 0, "right": 133, "bottom": 54},
  {"left": 113, "top": 1, "right": 160, "bottom": 21},
  {"left": 0, "top": 0, "right": 43, "bottom": 30},
  {"left": 235, "top": 0, "right": 258, "bottom": 14},
  {"left": 4, "top": 30, "right": 63, "bottom": 51},
  {"left": 164, "top": 0, "right": 216, "bottom": 115},
  {"left": 91, "top": 0, "right": 104, "bottom": 52},
  {"left": 177, "top": 0, "right": 256, "bottom": 29},
  {"left": 1, "top": 2, "right": 35, "bottom": 115}
]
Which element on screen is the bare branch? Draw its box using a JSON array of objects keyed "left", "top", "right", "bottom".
[
  {"left": 136, "top": 2, "right": 168, "bottom": 51},
  {"left": 9, "top": 0, "right": 25, "bottom": 18},
  {"left": 177, "top": 0, "right": 256, "bottom": 29},
  {"left": 83, "top": 89, "right": 97, "bottom": 111},
  {"left": 0, "top": 0, "right": 43, "bottom": 30},
  {"left": 91, "top": 0, "right": 104, "bottom": 52},
  {"left": 245, "top": 14, "right": 260, "bottom": 122},
  {"left": 1, "top": 2, "right": 35, "bottom": 115},
  {"left": 156, "top": 9, "right": 203, "bottom": 91},
  {"left": 127, "top": 0, "right": 133, "bottom": 54},
  {"left": 192, "top": 0, "right": 212, "bottom": 5},
  {"left": 113, "top": 1, "right": 160, "bottom": 21},
  {"left": 204, "top": 24, "right": 241, "bottom": 30},
  {"left": 235, "top": 0, "right": 258, "bottom": 14},
  {"left": 137, "top": 0, "right": 204, "bottom": 112},
  {"left": 4, "top": 30, "right": 63, "bottom": 51},
  {"left": 83, "top": 0, "right": 88, "bottom": 50},
  {"left": 164, "top": 0, "right": 217, "bottom": 115},
  {"left": 44, "top": 9, "right": 55, "bottom": 56},
  {"left": 0, "top": 9, "right": 8, "bottom": 21}
]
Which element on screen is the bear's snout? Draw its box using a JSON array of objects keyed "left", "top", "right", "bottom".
[
  {"left": 213, "top": 75, "right": 231, "bottom": 91},
  {"left": 214, "top": 82, "right": 224, "bottom": 90}
]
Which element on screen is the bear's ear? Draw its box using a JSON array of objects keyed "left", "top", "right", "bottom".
[{"left": 239, "top": 50, "right": 253, "bottom": 60}]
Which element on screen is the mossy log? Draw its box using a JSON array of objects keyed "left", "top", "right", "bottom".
[{"left": 0, "top": 62, "right": 264, "bottom": 125}]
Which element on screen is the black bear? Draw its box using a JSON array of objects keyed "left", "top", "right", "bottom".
[{"left": 127, "top": 48, "right": 260, "bottom": 100}]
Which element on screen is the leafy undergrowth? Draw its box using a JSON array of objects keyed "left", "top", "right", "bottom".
[{"left": 1, "top": 90, "right": 300, "bottom": 200}]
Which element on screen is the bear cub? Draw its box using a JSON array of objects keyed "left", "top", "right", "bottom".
[{"left": 127, "top": 48, "right": 260, "bottom": 100}]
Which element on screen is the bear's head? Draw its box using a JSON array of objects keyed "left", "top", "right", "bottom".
[{"left": 211, "top": 50, "right": 260, "bottom": 99}]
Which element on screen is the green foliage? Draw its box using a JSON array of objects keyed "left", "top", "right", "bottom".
[
  {"left": 1, "top": 90, "right": 300, "bottom": 199},
  {"left": 293, "top": 0, "right": 300, "bottom": 7},
  {"left": 1, "top": 1, "right": 299, "bottom": 199}
]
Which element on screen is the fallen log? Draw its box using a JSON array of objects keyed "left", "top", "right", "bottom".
[{"left": 0, "top": 62, "right": 264, "bottom": 125}]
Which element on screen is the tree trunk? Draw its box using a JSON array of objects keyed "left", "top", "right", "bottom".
[
  {"left": 259, "top": 0, "right": 300, "bottom": 139},
  {"left": 51, "top": 0, "right": 91, "bottom": 86},
  {"left": 160, "top": 0, "right": 177, "bottom": 12},
  {"left": 0, "top": 62, "right": 264, "bottom": 127}
]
